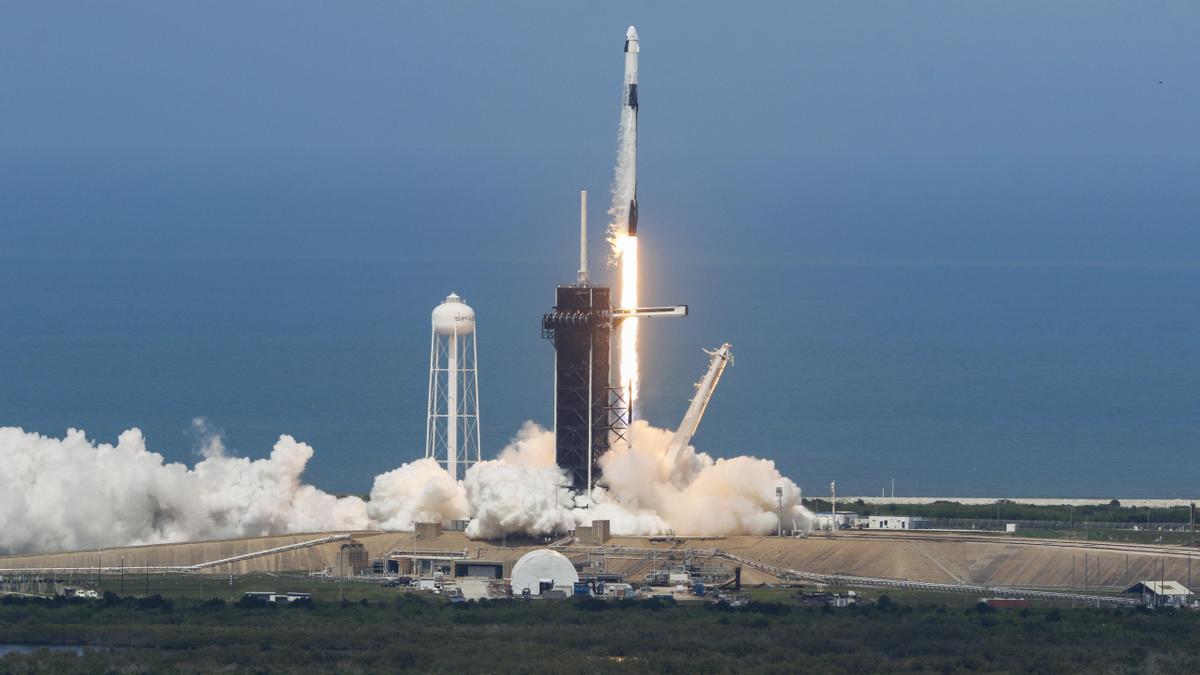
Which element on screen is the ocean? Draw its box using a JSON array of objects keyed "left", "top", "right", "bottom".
[{"left": 2, "top": 257, "right": 1196, "bottom": 499}]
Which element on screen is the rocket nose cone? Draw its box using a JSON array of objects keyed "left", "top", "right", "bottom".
[{"left": 626, "top": 26, "right": 638, "bottom": 41}]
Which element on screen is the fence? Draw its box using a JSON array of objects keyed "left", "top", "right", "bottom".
[{"left": 922, "top": 518, "right": 1194, "bottom": 533}]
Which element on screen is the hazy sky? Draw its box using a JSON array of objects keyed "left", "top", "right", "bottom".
[
  {"left": 2, "top": 2, "right": 1198, "bottom": 264},
  {"left": 2, "top": 3, "right": 1199, "bottom": 496}
]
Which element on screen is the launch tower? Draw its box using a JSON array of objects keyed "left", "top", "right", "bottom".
[
  {"left": 543, "top": 191, "right": 686, "bottom": 492},
  {"left": 542, "top": 191, "right": 621, "bottom": 490},
  {"left": 542, "top": 283, "right": 615, "bottom": 491}
]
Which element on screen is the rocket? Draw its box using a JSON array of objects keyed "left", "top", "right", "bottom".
[{"left": 623, "top": 25, "right": 639, "bottom": 236}]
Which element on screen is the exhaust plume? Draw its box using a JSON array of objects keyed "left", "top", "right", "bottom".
[
  {"left": 0, "top": 425, "right": 369, "bottom": 555},
  {"left": 0, "top": 418, "right": 811, "bottom": 555}
]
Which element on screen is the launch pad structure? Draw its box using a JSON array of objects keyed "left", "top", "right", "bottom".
[
  {"left": 542, "top": 283, "right": 621, "bottom": 491},
  {"left": 542, "top": 191, "right": 686, "bottom": 491}
]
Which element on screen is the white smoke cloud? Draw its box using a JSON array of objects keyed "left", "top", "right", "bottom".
[
  {"left": 463, "top": 422, "right": 575, "bottom": 539},
  {"left": 0, "top": 426, "right": 369, "bottom": 555},
  {"left": 594, "top": 420, "right": 811, "bottom": 537},
  {"left": 465, "top": 419, "right": 811, "bottom": 539},
  {"left": 189, "top": 417, "right": 227, "bottom": 459},
  {"left": 367, "top": 458, "right": 468, "bottom": 530},
  {"left": 0, "top": 417, "right": 811, "bottom": 555}
]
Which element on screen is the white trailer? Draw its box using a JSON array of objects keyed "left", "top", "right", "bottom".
[{"left": 867, "top": 516, "right": 932, "bottom": 530}]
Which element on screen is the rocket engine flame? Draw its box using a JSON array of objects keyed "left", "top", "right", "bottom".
[{"left": 617, "top": 235, "right": 639, "bottom": 405}]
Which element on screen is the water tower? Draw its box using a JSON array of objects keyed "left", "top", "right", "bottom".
[{"left": 425, "top": 292, "right": 481, "bottom": 481}]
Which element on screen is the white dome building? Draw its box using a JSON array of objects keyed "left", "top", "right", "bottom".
[{"left": 510, "top": 549, "right": 579, "bottom": 596}]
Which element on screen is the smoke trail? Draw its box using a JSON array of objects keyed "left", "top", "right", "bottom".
[
  {"left": 0, "top": 418, "right": 811, "bottom": 555},
  {"left": 607, "top": 94, "right": 637, "bottom": 253}
]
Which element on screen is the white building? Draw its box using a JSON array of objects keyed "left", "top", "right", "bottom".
[
  {"left": 867, "top": 515, "right": 932, "bottom": 530},
  {"left": 603, "top": 583, "right": 635, "bottom": 600},
  {"left": 510, "top": 549, "right": 579, "bottom": 597},
  {"left": 814, "top": 512, "right": 858, "bottom": 531},
  {"left": 1125, "top": 581, "right": 1193, "bottom": 608}
]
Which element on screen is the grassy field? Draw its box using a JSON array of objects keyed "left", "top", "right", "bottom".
[
  {"left": 3, "top": 589, "right": 1200, "bottom": 673},
  {"left": 741, "top": 585, "right": 1125, "bottom": 609}
]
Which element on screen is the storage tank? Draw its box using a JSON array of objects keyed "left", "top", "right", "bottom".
[{"left": 425, "top": 292, "right": 481, "bottom": 482}]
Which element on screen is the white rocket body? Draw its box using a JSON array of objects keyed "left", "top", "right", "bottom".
[{"left": 621, "top": 26, "right": 639, "bottom": 236}]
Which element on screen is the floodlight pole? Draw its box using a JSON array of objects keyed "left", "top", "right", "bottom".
[
  {"left": 776, "top": 486, "right": 783, "bottom": 537},
  {"left": 831, "top": 481, "right": 837, "bottom": 533}
]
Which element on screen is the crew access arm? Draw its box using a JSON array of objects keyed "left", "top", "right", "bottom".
[{"left": 663, "top": 343, "right": 733, "bottom": 468}]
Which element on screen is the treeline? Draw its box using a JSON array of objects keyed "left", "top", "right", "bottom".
[
  {"left": 3, "top": 592, "right": 1200, "bottom": 672},
  {"left": 802, "top": 499, "right": 1195, "bottom": 524}
]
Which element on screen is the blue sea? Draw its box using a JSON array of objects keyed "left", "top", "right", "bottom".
[{"left": 2, "top": 257, "right": 1197, "bottom": 498}]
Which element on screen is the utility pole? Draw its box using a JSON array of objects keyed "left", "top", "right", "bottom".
[
  {"left": 145, "top": 564, "right": 150, "bottom": 597},
  {"left": 776, "top": 486, "right": 783, "bottom": 537},
  {"left": 120, "top": 556, "right": 125, "bottom": 596},
  {"left": 1161, "top": 559, "right": 1165, "bottom": 608},
  {"left": 797, "top": 487, "right": 802, "bottom": 533},
  {"left": 891, "top": 477, "right": 895, "bottom": 499},
  {"left": 830, "top": 481, "right": 837, "bottom": 533}
]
